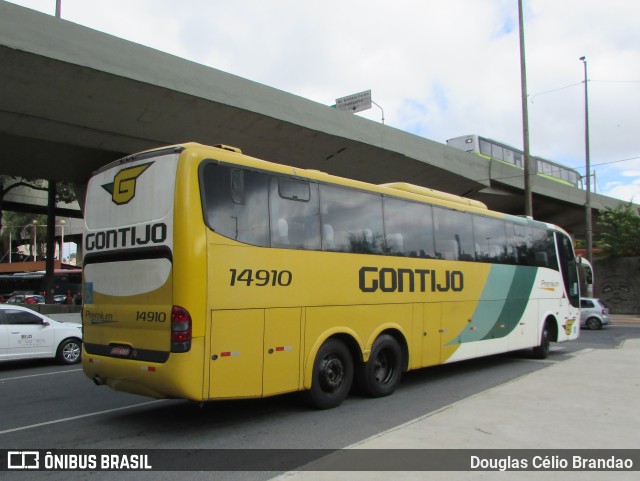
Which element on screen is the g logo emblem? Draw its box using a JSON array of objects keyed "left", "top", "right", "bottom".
[
  {"left": 102, "top": 162, "right": 152, "bottom": 205},
  {"left": 564, "top": 319, "right": 576, "bottom": 335}
]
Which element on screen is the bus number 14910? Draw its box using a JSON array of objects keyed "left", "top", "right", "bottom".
[
  {"left": 136, "top": 311, "right": 167, "bottom": 322},
  {"left": 229, "top": 269, "right": 292, "bottom": 287}
]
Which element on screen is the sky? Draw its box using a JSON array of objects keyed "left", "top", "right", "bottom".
[{"left": 7, "top": 0, "right": 640, "bottom": 202}]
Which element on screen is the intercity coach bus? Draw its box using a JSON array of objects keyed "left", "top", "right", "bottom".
[{"left": 82, "top": 143, "right": 580, "bottom": 409}]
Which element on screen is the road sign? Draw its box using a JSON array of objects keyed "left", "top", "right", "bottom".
[{"left": 335, "top": 90, "right": 372, "bottom": 114}]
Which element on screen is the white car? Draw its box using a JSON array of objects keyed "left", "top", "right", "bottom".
[{"left": 0, "top": 305, "right": 82, "bottom": 364}]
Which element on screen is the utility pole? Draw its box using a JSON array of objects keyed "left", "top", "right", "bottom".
[
  {"left": 580, "top": 56, "right": 593, "bottom": 264},
  {"left": 45, "top": 181, "right": 56, "bottom": 304},
  {"left": 518, "top": 0, "right": 533, "bottom": 218}
]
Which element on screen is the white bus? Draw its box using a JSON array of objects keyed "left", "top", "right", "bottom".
[{"left": 447, "top": 134, "right": 583, "bottom": 188}]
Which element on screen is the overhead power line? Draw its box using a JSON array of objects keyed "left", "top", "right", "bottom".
[{"left": 530, "top": 79, "right": 640, "bottom": 102}]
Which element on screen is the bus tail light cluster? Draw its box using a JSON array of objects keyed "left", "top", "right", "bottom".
[{"left": 171, "top": 305, "right": 192, "bottom": 353}]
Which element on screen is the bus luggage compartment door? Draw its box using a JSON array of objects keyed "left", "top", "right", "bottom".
[
  {"left": 209, "top": 309, "right": 264, "bottom": 399},
  {"left": 263, "top": 308, "right": 301, "bottom": 396},
  {"left": 208, "top": 308, "right": 301, "bottom": 399}
]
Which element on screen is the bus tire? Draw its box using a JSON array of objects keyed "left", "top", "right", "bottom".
[
  {"left": 531, "top": 322, "right": 550, "bottom": 359},
  {"left": 57, "top": 338, "right": 82, "bottom": 365},
  {"left": 357, "top": 334, "right": 403, "bottom": 398},
  {"left": 306, "top": 338, "right": 353, "bottom": 410}
]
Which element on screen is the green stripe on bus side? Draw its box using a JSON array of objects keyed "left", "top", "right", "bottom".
[
  {"left": 482, "top": 266, "right": 538, "bottom": 340},
  {"left": 449, "top": 265, "right": 538, "bottom": 344}
]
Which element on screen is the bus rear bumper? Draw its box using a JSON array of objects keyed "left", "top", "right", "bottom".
[{"left": 82, "top": 338, "right": 205, "bottom": 401}]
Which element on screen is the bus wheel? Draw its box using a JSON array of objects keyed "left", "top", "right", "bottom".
[
  {"left": 531, "top": 322, "right": 550, "bottom": 359},
  {"left": 307, "top": 338, "right": 353, "bottom": 409},
  {"left": 357, "top": 334, "right": 403, "bottom": 398}
]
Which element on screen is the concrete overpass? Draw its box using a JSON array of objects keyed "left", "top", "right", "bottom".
[{"left": 0, "top": 1, "right": 628, "bottom": 239}]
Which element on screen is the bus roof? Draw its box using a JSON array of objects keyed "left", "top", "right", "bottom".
[{"left": 102, "top": 142, "right": 563, "bottom": 231}]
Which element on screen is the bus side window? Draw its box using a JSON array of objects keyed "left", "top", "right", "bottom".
[
  {"left": 506, "top": 222, "right": 528, "bottom": 265},
  {"left": 382, "top": 197, "right": 435, "bottom": 258},
  {"left": 529, "top": 228, "right": 558, "bottom": 270},
  {"left": 201, "top": 163, "right": 270, "bottom": 247},
  {"left": 473, "top": 215, "right": 507, "bottom": 263},
  {"left": 433, "top": 207, "right": 474, "bottom": 262},
  {"left": 320, "top": 184, "right": 384, "bottom": 254},
  {"left": 269, "top": 177, "right": 320, "bottom": 250}
]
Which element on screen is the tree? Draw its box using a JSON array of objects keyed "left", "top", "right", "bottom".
[
  {"left": 0, "top": 211, "right": 48, "bottom": 261},
  {"left": 1, "top": 176, "right": 79, "bottom": 261},
  {"left": 1, "top": 176, "right": 78, "bottom": 223},
  {"left": 597, "top": 202, "right": 640, "bottom": 257}
]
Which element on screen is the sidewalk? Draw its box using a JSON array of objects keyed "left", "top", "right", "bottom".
[
  {"left": 274, "top": 336, "right": 640, "bottom": 480},
  {"left": 612, "top": 314, "right": 640, "bottom": 325}
]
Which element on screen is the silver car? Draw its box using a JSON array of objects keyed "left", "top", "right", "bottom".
[{"left": 580, "top": 298, "right": 611, "bottom": 330}]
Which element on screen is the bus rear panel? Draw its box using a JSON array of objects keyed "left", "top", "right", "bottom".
[{"left": 82, "top": 147, "right": 206, "bottom": 400}]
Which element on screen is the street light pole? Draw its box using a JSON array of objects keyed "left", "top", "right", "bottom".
[
  {"left": 59, "top": 220, "right": 66, "bottom": 262},
  {"left": 518, "top": 0, "right": 533, "bottom": 218},
  {"left": 580, "top": 56, "right": 593, "bottom": 264},
  {"left": 32, "top": 220, "right": 37, "bottom": 262}
]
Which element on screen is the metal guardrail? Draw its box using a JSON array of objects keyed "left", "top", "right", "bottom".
[{"left": 14, "top": 304, "right": 83, "bottom": 315}]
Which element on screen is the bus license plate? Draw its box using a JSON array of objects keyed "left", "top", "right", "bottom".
[{"left": 110, "top": 345, "right": 131, "bottom": 357}]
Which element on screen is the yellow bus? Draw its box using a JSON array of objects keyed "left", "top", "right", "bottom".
[{"left": 82, "top": 143, "right": 580, "bottom": 409}]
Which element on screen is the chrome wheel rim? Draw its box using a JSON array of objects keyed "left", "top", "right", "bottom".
[{"left": 63, "top": 342, "right": 81, "bottom": 363}]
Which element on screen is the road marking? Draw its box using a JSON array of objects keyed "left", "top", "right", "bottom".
[
  {"left": 0, "top": 400, "right": 166, "bottom": 435},
  {"left": 0, "top": 368, "right": 83, "bottom": 382}
]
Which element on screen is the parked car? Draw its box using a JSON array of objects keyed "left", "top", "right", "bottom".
[
  {"left": 580, "top": 298, "right": 611, "bottom": 330},
  {"left": 53, "top": 294, "right": 67, "bottom": 304},
  {"left": 5, "top": 294, "right": 45, "bottom": 305},
  {"left": 0, "top": 305, "right": 82, "bottom": 364}
]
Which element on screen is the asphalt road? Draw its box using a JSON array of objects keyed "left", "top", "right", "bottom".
[{"left": 1, "top": 324, "right": 639, "bottom": 480}]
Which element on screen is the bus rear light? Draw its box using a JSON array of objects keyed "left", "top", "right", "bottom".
[{"left": 171, "top": 305, "right": 192, "bottom": 353}]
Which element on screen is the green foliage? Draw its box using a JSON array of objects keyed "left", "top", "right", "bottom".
[
  {"left": 0, "top": 212, "right": 49, "bottom": 259},
  {"left": 0, "top": 176, "right": 77, "bottom": 204},
  {"left": 598, "top": 202, "right": 640, "bottom": 257},
  {"left": 1, "top": 177, "right": 80, "bottom": 261}
]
